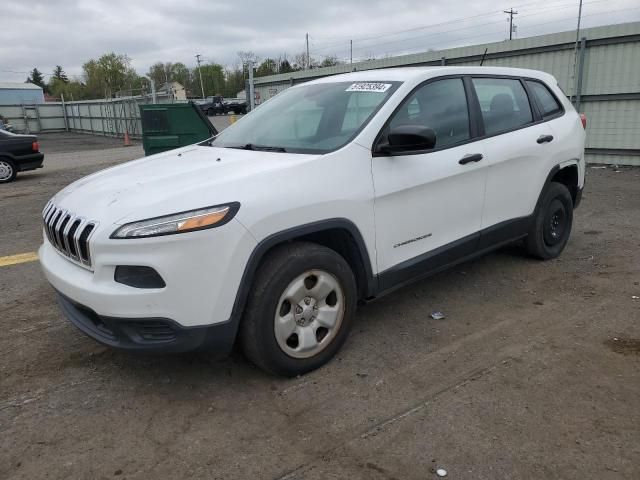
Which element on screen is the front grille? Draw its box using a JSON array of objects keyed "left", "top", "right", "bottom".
[{"left": 43, "top": 202, "right": 97, "bottom": 269}]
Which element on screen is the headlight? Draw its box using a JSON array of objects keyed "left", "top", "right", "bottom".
[{"left": 110, "top": 203, "right": 239, "bottom": 239}]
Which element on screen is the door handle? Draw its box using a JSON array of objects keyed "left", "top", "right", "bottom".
[
  {"left": 537, "top": 135, "right": 554, "bottom": 144},
  {"left": 459, "top": 153, "right": 483, "bottom": 165}
]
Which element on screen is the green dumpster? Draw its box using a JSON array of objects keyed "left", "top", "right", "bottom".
[{"left": 139, "top": 102, "right": 218, "bottom": 156}]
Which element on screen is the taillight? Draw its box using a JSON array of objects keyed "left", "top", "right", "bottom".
[
  {"left": 32, "top": 141, "right": 39, "bottom": 151},
  {"left": 579, "top": 113, "right": 587, "bottom": 129}
]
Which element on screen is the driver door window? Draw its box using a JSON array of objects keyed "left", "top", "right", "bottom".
[{"left": 388, "top": 78, "right": 471, "bottom": 150}]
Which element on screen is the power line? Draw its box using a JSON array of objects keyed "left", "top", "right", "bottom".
[
  {"left": 314, "top": 0, "right": 616, "bottom": 60},
  {"left": 311, "top": 0, "right": 585, "bottom": 51},
  {"left": 312, "top": 0, "right": 610, "bottom": 55},
  {"left": 367, "top": 4, "right": 639, "bottom": 59}
]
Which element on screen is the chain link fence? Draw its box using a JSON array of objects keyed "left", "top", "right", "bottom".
[{"left": 0, "top": 93, "right": 181, "bottom": 139}]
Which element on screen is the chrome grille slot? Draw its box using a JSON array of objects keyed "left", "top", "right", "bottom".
[
  {"left": 50, "top": 210, "right": 63, "bottom": 247},
  {"left": 43, "top": 202, "right": 98, "bottom": 270},
  {"left": 66, "top": 219, "right": 82, "bottom": 257},
  {"left": 78, "top": 223, "right": 95, "bottom": 264}
]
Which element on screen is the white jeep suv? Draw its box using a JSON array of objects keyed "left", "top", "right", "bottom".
[{"left": 40, "top": 67, "right": 585, "bottom": 376}]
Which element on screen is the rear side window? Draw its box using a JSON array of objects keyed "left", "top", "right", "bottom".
[
  {"left": 526, "top": 80, "right": 563, "bottom": 118},
  {"left": 472, "top": 78, "right": 533, "bottom": 136},
  {"left": 389, "top": 78, "right": 470, "bottom": 149}
]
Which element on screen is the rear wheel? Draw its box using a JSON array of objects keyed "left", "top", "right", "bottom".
[
  {"left": 0, "top": 158, "right": 17, "bottom": 183},
  {"left": 525, "top": 182, "right": 573, "bottom": 259},
  {"left": 207, "top": 108, "right": 214, "bottom": 116},
  {"left": 240, "top": 242, "right": 357, "bottom": 376}
]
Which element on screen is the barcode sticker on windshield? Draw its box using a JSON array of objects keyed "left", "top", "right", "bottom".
[{"left": 346, "top": 82, "right": 392, "bottom": 93}]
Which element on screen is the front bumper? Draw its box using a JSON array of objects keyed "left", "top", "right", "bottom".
[
  {"left": 56, "top": 292, "right": 237, "bottom": 354},
  {"left": 39, "top": 216, "right": 258, "bottom": 354}
]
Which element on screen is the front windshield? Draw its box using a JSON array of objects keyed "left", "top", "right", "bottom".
[{"left": 211, "top": 81, "right": 401, "bottom": 154}]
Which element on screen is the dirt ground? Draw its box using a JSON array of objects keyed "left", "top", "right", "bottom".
[{"left": 1, "top": 134, "right": 639, "bottom": 479}]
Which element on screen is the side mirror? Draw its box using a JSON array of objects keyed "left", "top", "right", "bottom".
[{"left": 376, "top": 125, "right": 436, "bottom": 155}]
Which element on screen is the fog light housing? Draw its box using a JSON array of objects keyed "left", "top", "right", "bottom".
[{"left": 114, "top": 266, "right": 166, "bottom": 289}]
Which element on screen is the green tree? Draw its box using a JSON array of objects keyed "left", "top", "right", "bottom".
[
  {"left": 279, "top": 59, "right": 294, "bottom": 73},
  {"left": 319, "top": 55, "right": 341, "bottom": 68},
  {"left": 83, "top": 53, "right": 138, "bottom": 98},
  {"left": 48, "top": 78, "right": 88, "bottom": 100},
  {"left": 224, "top": 67, "right": 245, "bottom": 97},
  {"left": 172, "top": 63, "right": 191, "bottom": 89},
  {"left": 147, "top": 62, "right": 193, "bottom": 93},
  {"left": 52, "top": 65, "right": 69, "bottom": 83},
  {"left": 147, "top": 62, "right": 169, "bottom": 87},
  {"left": 194, "top": 63, "right": 225, "bottom": 97},
  {"left": 26, "top": 68, "right": 47, "bottom": 91},
  {"left": 255, "top": 58, "right": 277, "bottom": 77}
]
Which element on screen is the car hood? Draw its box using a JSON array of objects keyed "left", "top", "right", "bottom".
[{"left": 51, "top": 145, "right": 316, "bottom": 225}]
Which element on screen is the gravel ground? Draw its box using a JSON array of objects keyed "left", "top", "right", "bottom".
[{"left": 0, "top": 134, "right": 638, "bottom": 479}]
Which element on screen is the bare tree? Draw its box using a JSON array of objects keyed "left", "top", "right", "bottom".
[{"left": 237, "top": 51, "right": 259, "bottom": 66}]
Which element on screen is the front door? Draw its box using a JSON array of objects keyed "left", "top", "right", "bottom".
[{"left": 372, "top": 77, "right": 488, "bottom": 289}]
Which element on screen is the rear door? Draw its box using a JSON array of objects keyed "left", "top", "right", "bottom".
[
  {"left": 372, "top": 77, "right": 488, "bottom": 287},
  {"left": 470, "top": 76, "right": 557, "bottom": 238}
]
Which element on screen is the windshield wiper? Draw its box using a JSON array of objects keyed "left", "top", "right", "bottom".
[{"left": 227, "top": 143, "right": 287, "bottom": 152}]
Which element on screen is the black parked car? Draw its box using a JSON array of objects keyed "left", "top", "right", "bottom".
[
  {"left": 0, "top": 130, "right": 44, "bottom": 183},
  {"left": 223, "top": 98, "right": 247, "bottom": 114},
  {"left": 198, "top": 96, "right": 228, "bottom": 116}
]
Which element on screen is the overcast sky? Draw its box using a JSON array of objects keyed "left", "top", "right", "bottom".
[{"left": 1, "top": 0, "right": 639, "bottom": 82}]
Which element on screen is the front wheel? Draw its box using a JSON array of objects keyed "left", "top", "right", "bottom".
[
  {"left": 240, "top": 242, "right": 357, "bottom": 377},
  {"left": 525, "top": 182, "right": 574, "bottom": 259},
  {"left": 0, "top": 158, "right": 17, "bottom": 183}
]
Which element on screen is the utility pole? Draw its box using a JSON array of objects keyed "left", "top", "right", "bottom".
[
  {"left": 570, "top": 0, "right": 584, "bottom": 103},
  {"left": 248, "top": 61, "right": 255, "bottom": 111},
  {"left": 350, "top": 40, "right": 353, "bottom": 65},
  {"left": 504, "top": 8, "right": 518, "bottom": 40},
  {"left": 149, "top": 78, "right": 157, "bottom": 104},
  {"left": 195, "top": 54, "right": 205, "bottom": 99},
  {"left": 305, "top": 33, "right": 310, "bottom": 69}
]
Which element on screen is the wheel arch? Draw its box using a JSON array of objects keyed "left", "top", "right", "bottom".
[
  {"left": 535, "top": 163, "right": 579, "bottom": 214},
  {"left": 550, "top": 162, "right": 579, "bottom": 205},
  {"left": 229, "top": 219, "right": 376, "bottom": 328}
]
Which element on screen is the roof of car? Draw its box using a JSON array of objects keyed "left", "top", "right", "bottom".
[{"left": 307, "top": 66, "right": 555, "bottom": 85}]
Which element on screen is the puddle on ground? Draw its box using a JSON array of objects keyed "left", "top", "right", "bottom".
[{"left": 604, "top": 338, "right": 640, "bottom": 356}]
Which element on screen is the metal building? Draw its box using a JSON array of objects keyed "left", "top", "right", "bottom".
[
  {"left": 0, "top": 82, "right": 45, "bottom": 105},
  {"left": 253, "top": 22, "right": 640, "bottom": 166}
]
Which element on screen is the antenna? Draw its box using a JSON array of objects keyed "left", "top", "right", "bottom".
[{"left": 479, "top": 48, "right": 488, "bottom": 66}]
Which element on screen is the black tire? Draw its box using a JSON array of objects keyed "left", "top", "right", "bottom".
[
  {"left": 207, "top": 108, "right": 214, "bottom": 116},
  {"left": 0, "top": 157, "right": 17, "bottom": 184},
  {"left": 525, "top": 182, "right": 574, "bottom": 259},
  {"left": 240, "top": 242, "right": 357, "bottom": 377}
]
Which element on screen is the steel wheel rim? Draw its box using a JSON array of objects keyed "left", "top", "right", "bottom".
[
  {"left": 274, "top": 270, "right": 345, "bottom": 359},
  {"left": 0, "top": 160, "right": 13, "bottom": 181},
  {"left": 544, "top": 200, "right": 566, "bottom": 246}
]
